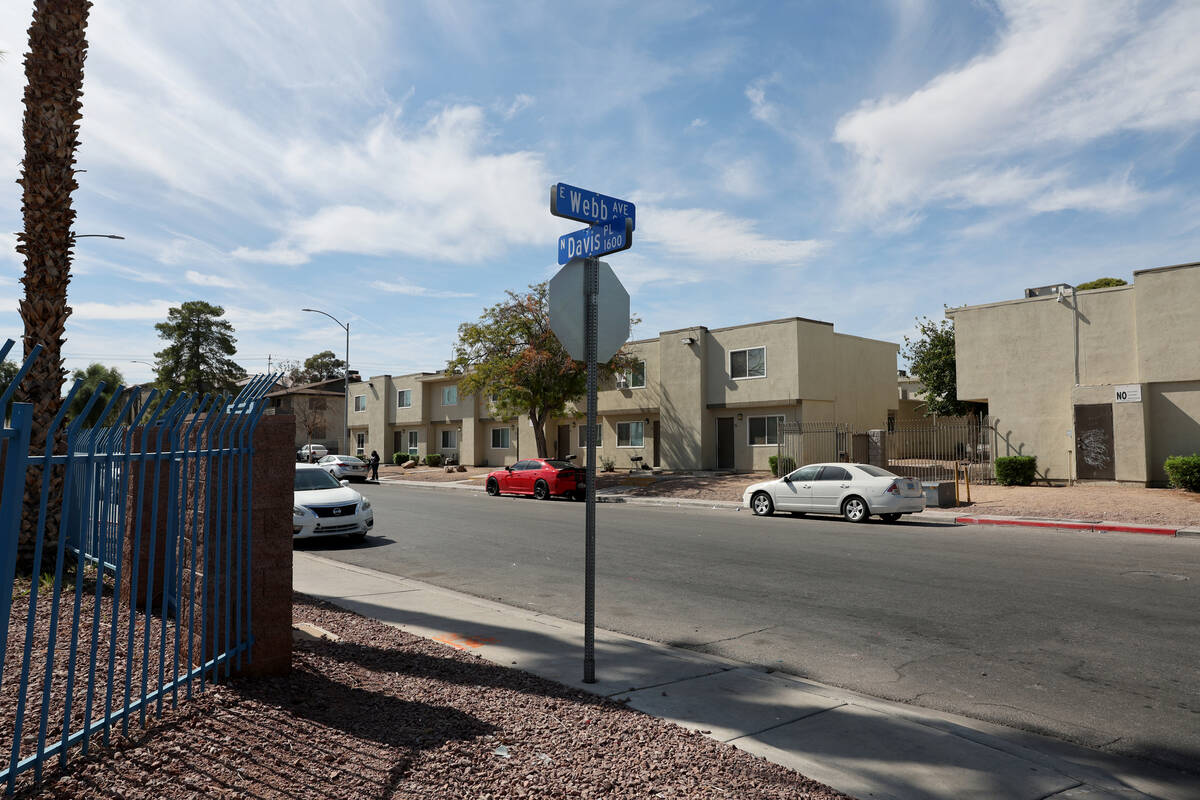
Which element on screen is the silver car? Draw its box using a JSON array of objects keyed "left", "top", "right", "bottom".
[
  {"left": 316, "top": 454, "right": 368, "bottom": 482},
  {"left": 293, "top": 464, "right": 373, "bottom": 541},
  {"left": 742, "top": 463, "right": 925, "bottom": 523}
]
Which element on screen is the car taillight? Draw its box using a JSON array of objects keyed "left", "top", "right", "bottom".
[{"left": 886, "top": 480, "right": 900, "bottom": 494}]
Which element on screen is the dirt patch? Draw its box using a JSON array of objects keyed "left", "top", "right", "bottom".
[
  {"left": 16, "top": 594, "right": 849, "bottom": 799},
  {"left": 958, "top": 483, "right": 1200, "bottom": 527},
  {"left": 378, "top": 465, "right": 492, "bottom": 483}
]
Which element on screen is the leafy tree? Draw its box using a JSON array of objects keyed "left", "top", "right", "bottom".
[
  {"left": 154, "top": 301, "right": 247, "bottom": 397},
  {"left": 1075, "top": 277, "right": 1126, "bottom": 291},
  {"left": 448, "top": 282, "right": 637, "bottom": 458},
  {"left": 0, "top": 356, "right": 18, "bottom": 398},
  {"left": 286, "top": 350, "right": 346, "bottom": 384},
  {"left": 902, "top": 316, "right": 980, "bottom": 418},
  {"left": 14, "top": 0, "right": 92, "bottom": 572},
  {"left": 66, "top": 363, "right": 124, "bottom": 425}
]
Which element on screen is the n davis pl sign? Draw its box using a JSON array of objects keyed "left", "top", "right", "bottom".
[{"left": 557, "top": 218, "right": 632, "bottom": 265}]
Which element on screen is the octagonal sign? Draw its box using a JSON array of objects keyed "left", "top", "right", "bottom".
[{"left": 548, "top": 258, "right": 630, "bottom": 362}]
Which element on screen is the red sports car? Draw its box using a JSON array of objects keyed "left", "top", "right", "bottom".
[{"left": 485, "top": 458, "right": 587, "bottom": 500}]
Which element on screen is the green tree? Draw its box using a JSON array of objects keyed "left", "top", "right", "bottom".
[
  {"left": 154, "top": 301, "right": 246, "bottom": 397},
  {"left": 0, "top": 355, "right": 18, "bottom": 400},
  {"left": 1075, "top": 277, "right": 1126, "bottom": 291},
  {"left": 448, "top": 283, "right": 637, "bottom": 458},
  {"left": 286, "top": 350, "right": 346, "bottom": 384},
  {"left": 66, "top": 362, "right": 124, "bottom": 425},
  {"left": 14, "top": 0, "right": 92, "bottom": 572},
  {"left": 902, "top": 316, "right": 979, "bottom": 418}
]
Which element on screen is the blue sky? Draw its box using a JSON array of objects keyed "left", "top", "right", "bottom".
[{"left": 2, "top": 0, "right": 1198, "bottom": 385}]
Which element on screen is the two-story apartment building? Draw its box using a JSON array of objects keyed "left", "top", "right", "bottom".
[
  {"left": 947, "top": 260, "right": 1200, "bottom": 485},
  {"left": 347, "top": 315, "right": 898, "bottom": 472}
]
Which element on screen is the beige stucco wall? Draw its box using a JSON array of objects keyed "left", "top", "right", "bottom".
[
  {"left": 1134, "top": 266, "right": 1200, "bottom": 384},
  {"left": 1147, "top": 381, "right": 1200, "bottom": 484},
  {"left": 831, "top": 334, "right": 898, "bottom": 430}
]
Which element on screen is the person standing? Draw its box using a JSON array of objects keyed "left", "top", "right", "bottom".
[{"left": 369, "top": 450, "right": 380, "bottom": 481}]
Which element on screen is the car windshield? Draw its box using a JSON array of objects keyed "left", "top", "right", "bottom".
[
  {"left": 856, "top": 465, "right": 898, "bottom": 478},
  {"left": 336, "top": 456, "right": 364, "bottom": 464},
  {"left": 294, "top": 469, "right": 342, "bottom": 491},
  {"left": 545, "top": 460, "right": 576, "bottom": 469}
]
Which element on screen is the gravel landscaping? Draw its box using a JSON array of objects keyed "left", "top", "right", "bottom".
[{"left": 12, "top": 592, "right": 849, "bottom": 799}]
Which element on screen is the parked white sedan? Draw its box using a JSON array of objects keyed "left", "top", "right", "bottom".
[
  {"left": 316, "top": 454, "right": 368, "bottom": 482},
  {"left": 743, "top": 463, "right": 925, "bottom": 523},
  {"left": 293, "top": 464, "right": 373, "bottom": 541}
]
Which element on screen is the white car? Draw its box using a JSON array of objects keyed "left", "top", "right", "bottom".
[
  {"left": 293, "top": 464, "right": 374, "bottom": 541},
  {"left": 742, "top": 463, "right": 925, "bottom": 523},
  {"left": 316, "top": 454, "right": 368, "bottom": 482}
]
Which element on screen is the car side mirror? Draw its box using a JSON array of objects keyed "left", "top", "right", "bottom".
[
  {"left": 783, "top": 475, "right": 792, "bottom": 483},
  {"left": 505, "top": 466, "right": 513, "bottom": 472},
  {"left": 340, "top": 479, "right": 350, "bottom": 487}
]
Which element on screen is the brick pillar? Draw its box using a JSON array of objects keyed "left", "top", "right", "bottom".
[{"left": 122, "top": 413, "right": 293, "bottom": 679}]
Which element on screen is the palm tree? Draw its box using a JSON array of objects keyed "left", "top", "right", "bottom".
[{"left": 15, "top": 0, "right": 92, "bottom": 569}]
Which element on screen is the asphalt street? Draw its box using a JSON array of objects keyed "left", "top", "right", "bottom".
[{"left": 299, "top": 482, "right": 1200, "bottom": 774}]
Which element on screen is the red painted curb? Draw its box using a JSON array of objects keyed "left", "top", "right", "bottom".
[{"left": 954, "top": 516, "right": 1179, "bottom": 536}]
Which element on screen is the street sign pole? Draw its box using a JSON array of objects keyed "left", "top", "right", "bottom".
[{"left": 583, "top": 255, "right": 598, "bottom": 683}]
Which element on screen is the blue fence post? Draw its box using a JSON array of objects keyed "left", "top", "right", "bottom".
[{"left": 0, "top": 403, "right": 33, "bottom": 682}]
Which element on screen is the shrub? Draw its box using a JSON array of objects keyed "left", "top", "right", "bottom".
[
  {"left": 769, "top": 455, "right": 796, "bottom": 477},
  {"left": 600, "top": 457, "right": 615, "bottom": 472},
  {"left": 392, "top": 452, "right": 405, "bottom": 465},
  {"left": 995, "top": 456, "right": 1037, "bottom": 486},
  {"left": 425, "top": 453, "right": 443, "bottom": 468},
  {"left": 1164, "top": 454, "right": 1200, "bottom": 492}
]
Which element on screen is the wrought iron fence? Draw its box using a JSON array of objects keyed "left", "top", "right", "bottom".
[
  {"left": 776, "top": 416, "right": 996, "bottom": 484},
  {"left": 884, "top": 416, "right": 995, "bottom": 483},
  {"left": 0, "top": 339, "right": 275, "bottom": 793}
]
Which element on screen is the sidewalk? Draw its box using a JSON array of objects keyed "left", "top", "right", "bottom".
[
  {"left": 376, "top": 476, "right": 1200, "bottom": 535},
  {"left": 294, "top": 553, "right": 1199, "bottom": 800}
]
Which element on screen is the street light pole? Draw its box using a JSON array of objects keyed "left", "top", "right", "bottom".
[{"left": 302, "top": 308, "right": 351, "bottom": 456}]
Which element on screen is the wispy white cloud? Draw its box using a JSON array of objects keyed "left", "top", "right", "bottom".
[
  {"left": 833, "top": 0, "right": 1200, "bottom": 224},
  {"left": 371, "top": 279, "right": 473, "bottom": 298},
  {"left": 641, "top": 207, "right": 825, "bottom": 265},
  {"left": 503, "top": 93, "right": 535, "bottom": 120},
  {"left": 73, "top": 300, "right": 178, "bottom": 321},
  {"left": 185, "top": 270, "right": 238, "bottom": 288}
]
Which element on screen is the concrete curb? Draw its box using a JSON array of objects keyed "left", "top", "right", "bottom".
[{"left": 954, "top": 515, "right": 1182, "bottom": 536}]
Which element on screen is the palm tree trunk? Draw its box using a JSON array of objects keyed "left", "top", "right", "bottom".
[{"left": 15, "top": 0, "right": 92, "bottom": 572}]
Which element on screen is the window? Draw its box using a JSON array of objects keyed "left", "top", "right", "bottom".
[
  {"left": 817, "top": 466, "right": 851, "bottom": 481},
  {"left": 355, "top": 432, "right": 366, "bottom": 456},
  {"left": 627, "top": 361, "right": 646, "bottom": 389},
  {"left": 748, "top": 415, "right": 784, "bottom": 446},
  {"left": 353, "top": 395, "right": 366, "bottom": 412},
  {"left": 730, "top": 346, "right": 766, "bottom": 379},
  {"left": 441, "top": 429, "right": 457, "bottom": 449},
  {"left": 577, "top": 424, "right": 602, "bottom": 448},
  {"left": 491, "top": 427, "right": 510, "bottom": 449},
  {"left": 441, "top": 386, "right": 458, "bottom": 406},
  {"left": 617, "top": 421, "right": 644, "bottom": 448},
  {"left": 397, "top": 389, "right": 411, "bottom": 408},
  {"left": 789, "top": 465, "right": 821, "bottom": 482},
  {"left": 407, "top": 430, "right": 418, "bottom": 455}
]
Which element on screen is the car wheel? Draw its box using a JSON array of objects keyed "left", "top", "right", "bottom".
[
  {"left": 486, "top": 478, "right": 500, "bottom": 496},
  {"left": 842, "top": 496, "right": 869, "bottom": 523},
  {"left": 750, "top": 492, "right": 774, "bottom": 516},
  {"left": 881, "top": 513, "right": 902, "bottom": 523},
  {"left": 534, "top": 480, "right": 550, "bottom": 500}
]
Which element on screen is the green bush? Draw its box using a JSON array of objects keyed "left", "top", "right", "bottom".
[
  {"left": 995, "top": 455, "right": 1037, "bottom": 486},
  {"left": 600, "top": 456, "right": 615, "bottom": 472},
  {"left": 425, "top": 453, "right": 443, "bottom": 467},
  {"left": 769, "top": 455, "right": 796, "bottom": 477},
  {"left": 1164, "top": 454, "right": 1200, "bottom": 492},
  {"left": 392, "top": 452, "right": 405, "bottom": 465}
]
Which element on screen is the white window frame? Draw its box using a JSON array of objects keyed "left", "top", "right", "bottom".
[
  {"left": 729, "top": 346, "right": 767, "bottom": 381},
  {"left": 441, "top": 386, "right": 458, "bottom": 406},
  {"left": 491, "top": 427, "right": 510, "bottom": 449},
  {"left": 577, "top": 424, "right": 602, "bottom": 448},
  {"left": 617, "top": 421, "right": 644, "bottom": 448},
  {"left": 441, "top": 429, "right": 457, "bottom": 449},
  {"left": 407, "top": 430, "right": 419, "bottom": 455},
  {"left": 747, "top": 415, "right": 785, "bottom": 446},
  {"left": 355, "top": 432, "right": 366, "bottom": 456},
  {"left": 353, "top": 394, "right": 366, "bottom": 412},
  {"left": 627, "top": 361, "right": 646, "bottom": 389},
  {"left": 396, "top": 389, "right": 411, "bottom": 408}
]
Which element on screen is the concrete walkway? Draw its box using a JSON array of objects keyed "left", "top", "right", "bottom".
[{"left": 294, "top": 552, "right": 1197, "bottom": 800}]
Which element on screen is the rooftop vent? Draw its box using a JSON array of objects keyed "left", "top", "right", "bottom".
[{"left": 1024, "top": 284, "right": 1072, "bottom": 299}]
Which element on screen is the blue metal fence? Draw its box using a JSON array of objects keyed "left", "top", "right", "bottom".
[{"left": 0, "top": 339, "right": 276, "bottom": 793}]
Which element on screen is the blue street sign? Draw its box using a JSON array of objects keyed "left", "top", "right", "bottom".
[
  {"left": 550, "top": 183, "right": 636, "bottom": 230},
  {"left": 557, "top": 218, "right": 633, "bottom": 265}
]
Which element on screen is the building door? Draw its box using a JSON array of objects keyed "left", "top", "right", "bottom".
[
  {"left": 393, "top": 430, "right": 403, "bottom": 456},
  {"left": 1074, "top": 403, "right": 1115, "bottom": 480},
  {"left": 557, "top": 425, "right": 571, "bottom": 460},
  {"left": 652, "top": 420, "right": 660, "bottom": 468},
  {"left": 717, "top": 418, "right": 735, "bottom": 470}
]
